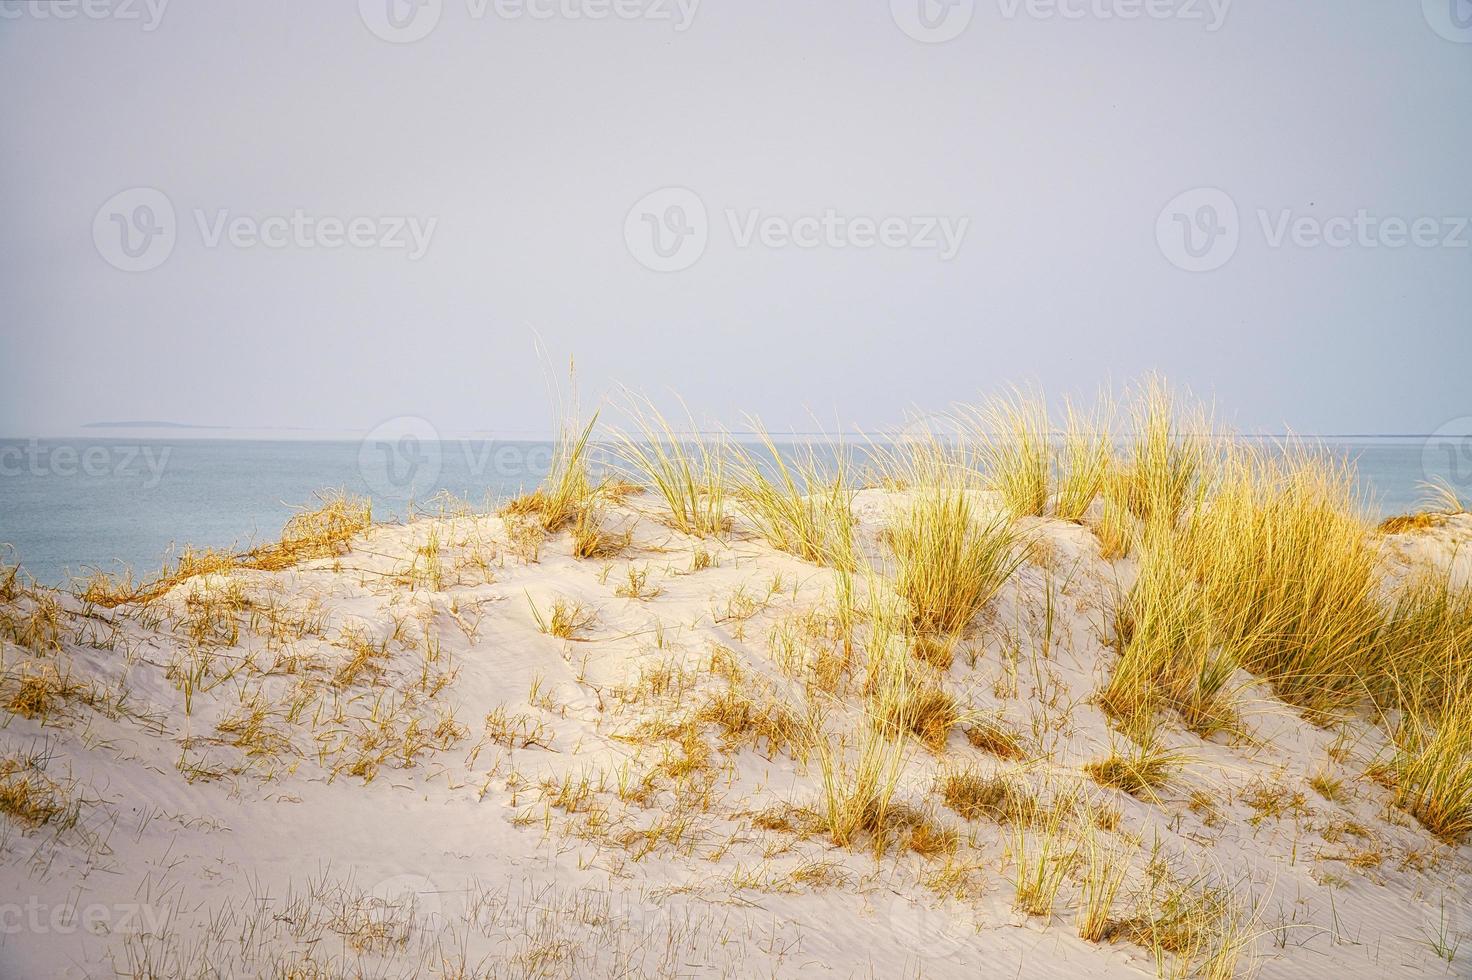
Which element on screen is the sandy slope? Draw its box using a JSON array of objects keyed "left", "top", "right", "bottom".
[{"left": 1, "top": 494, "right": 1469, "bottom": 978}]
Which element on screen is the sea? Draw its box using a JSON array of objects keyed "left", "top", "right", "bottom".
[{"left": 1, "top": 436, "right": 1468, "bottom": 587}]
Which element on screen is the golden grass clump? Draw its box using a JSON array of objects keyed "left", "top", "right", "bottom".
[
  {"left": 396, "top": 528, "right": 445, "bottom": 590},
  {"left": 1188, "top": 445, "right": 1382, "bottom": 716},
  {"left": 901, "top": 387, "right": 1115, "bottom": 523},
  {"left": 1368, "top": 568, "right": 1472, "bottom": 839},
  {"left": 1380, "top": 479, "right": 1468, "bottom": 532},
  {"left": 1307, "top": 771, "right": 1345, "bottom": 803},
  {"left": 1387, "top": 674, "right": 1472, "bottom": 843},
  {"left": 612, "top": 564, "right": 661, "bottom": 600},
  {"left": 887, "top": 447, "right": 1027, "bottom": 637},
  {"left": 332, "top": 628, "right": 391, "bottom": 688},
  {"left": 938, "top": 767, "right": 1039, "bottom": 824},
  {"left": 1100, "top": 858, "right": 1260, "bottom": 980},
  {"left": 0, "top": 751, "right": 79, "bottom": 830},
  {"left": 730, "top": 429, "right": 856, "bottom": 570},
  {"left": 78, "top": 493, "right": 370, "bottom": 609},
  {"left": 175, "top": 547, "right": 239, "bottom": 582},
  {"left": 1008, "top": 787, "right": 1080, "bottom": 918},
  {"left": 1383, "top": 612, "right": 1472, "bottom": 841},
  {"left": 613, "top": 393, "right": 729, "bottom": 537},
  {"left": 1083, "top": 731, "right": 1182, "bottom": 800},
  {"left": 482, "top": 705, "right": 552, "bottom": 750},
  {"left": 963, "top": 713, "right": 1027, "bottom": 760},
  {"left": 1378, "top": 512, "right": 1444, "bottom": 534},
  {"left": 696, "top": 687, "right": 805, "bottom": 758},
  {"left": 888, "top": 805, "right": 960, "bottom": 858},
  {"left": 506, "top": 414, "right": 599, "bottom": 534},
  {"left": 815, "top": 599, "right": 911, "bottom": 850},
  {"left": 517, "top": 357, "right": 603, "bottom": 534},
  {"left": 180, "top": 577, "right": 252, "bottom": 647},
  {"left": 1109, "top": 377, "right": 1213, "bottom": 530},
  {"left": 76, "top": 565, "right": 142, "bottom": 608},
  {"left": 0, "top": 561, "right": 19, "bottom": 603},
  {"left": 501, "top": 512, "right": 545, "bottom": 564},
  {"left": 1102, "top": 429, "right": 1393, "bottom": 727},
  {"left": 529, "top": 595, "right": 595, "bottom": 640},
  {"left": 874, "top": 679, "right": 959, "bottom": 752},
  {"left": 249, "top": 491, "right": 371, "bottom": 571},
  {"left": 814, "top": 718, "right": 908, "bottom": 851},
  {"left": 1054, "top": 394, "right": 1117, "bottom": 522},
  {"left": 78, "top": 547, "right": 235, "bottom": 607},
  {"left": 1076, "top": 825, "right": 1131, "bottom": 943},
  {"left": 1378, "top": 567, "right": 1472, "bottom": 713},
  {"left": 1092, "top": 497, "right": 1135, "bottom": 560},
  {"left": 570, "top": 501, "right": 629, "bottom": 559},
  {"left": 5, "top": 665, "right": 73, "bottom": 720},
  {"left": 960, "top": 386, "right": 1051, "bottom": 518},
  {"left": 909, "top": 632, "right": 958, "bottom": 670},
  {"left": 860, "top": 586, "right": 963, "bottom": 751},
  {"left": 1, "top": 591, "right": 64, "bottom": 654},
  {"left": 1420, "top": 477, "right": 1469, "bottom": 514},
  {"left": 1099, "top": 537, "right": 1235, "bottom": 736}
]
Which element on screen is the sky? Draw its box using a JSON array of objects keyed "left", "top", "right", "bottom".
[{"left": 1, "top": 0, "right": 1469, "bottom": 438}]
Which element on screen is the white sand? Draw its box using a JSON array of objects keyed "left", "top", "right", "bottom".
[{"left": 1, "top": 495, "right": 1469, "bottom": 978}]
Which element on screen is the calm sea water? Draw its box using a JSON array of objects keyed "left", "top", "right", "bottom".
[{"left": 0, "top": 437, "right": 1464, "bottom": 587}]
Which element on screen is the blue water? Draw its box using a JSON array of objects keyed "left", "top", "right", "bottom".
[
  {"left": 0, "top": 438, "right": 564, "bottom": 587},
  {"left": 0, "top": 437, "right": 1465, "bottom": 587}
]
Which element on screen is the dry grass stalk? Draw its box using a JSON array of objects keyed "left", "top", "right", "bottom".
[
  {"left": 613, "top": 392, "right": 729, "bottom": 537},
  {"left": 959, "top": 386, "right": 1051, "bottom": 518},
  {"left": 1099, "top": 536, "right": 1236, "bottom": 736},
  {"left": 1109, "top": 376, "right": 1213, "bottom": 530},
  {"left": 730, "top": 427, "right": 855, "bottom": 570},
  {"left": 529, "top": 595, "right": 595, "bottom": 640},
  {"left": 1055, "top": 393, "right": 1117, "bottom": 522},
  {"left": 939, "top": 767, "right": 1039, "bottom": 824},
  {"left": 1009, "top": 783, "right": 1081, "bottom": 918},
  {"left": 1083, "top": 729, "right": 1182, "bottom": 801},
  {"left": 1077, "top": 824, "right": 1131, "bottom": 942}
]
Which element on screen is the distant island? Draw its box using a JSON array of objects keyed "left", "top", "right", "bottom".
[{"left": 80, "top": 420, "right": 228, "bottom": 430}]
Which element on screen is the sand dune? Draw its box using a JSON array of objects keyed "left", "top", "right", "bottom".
[{"left": 2, "top": 471, "right": 1470, "bottom": 977}]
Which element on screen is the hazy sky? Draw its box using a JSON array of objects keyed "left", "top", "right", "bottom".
[{"left": 2, "top": 0, "right": 1469, "bottom": 437}]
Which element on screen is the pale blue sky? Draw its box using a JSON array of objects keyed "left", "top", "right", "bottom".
[{"left": 1, "top": 0, "right": 1469, "bottom": 436}]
